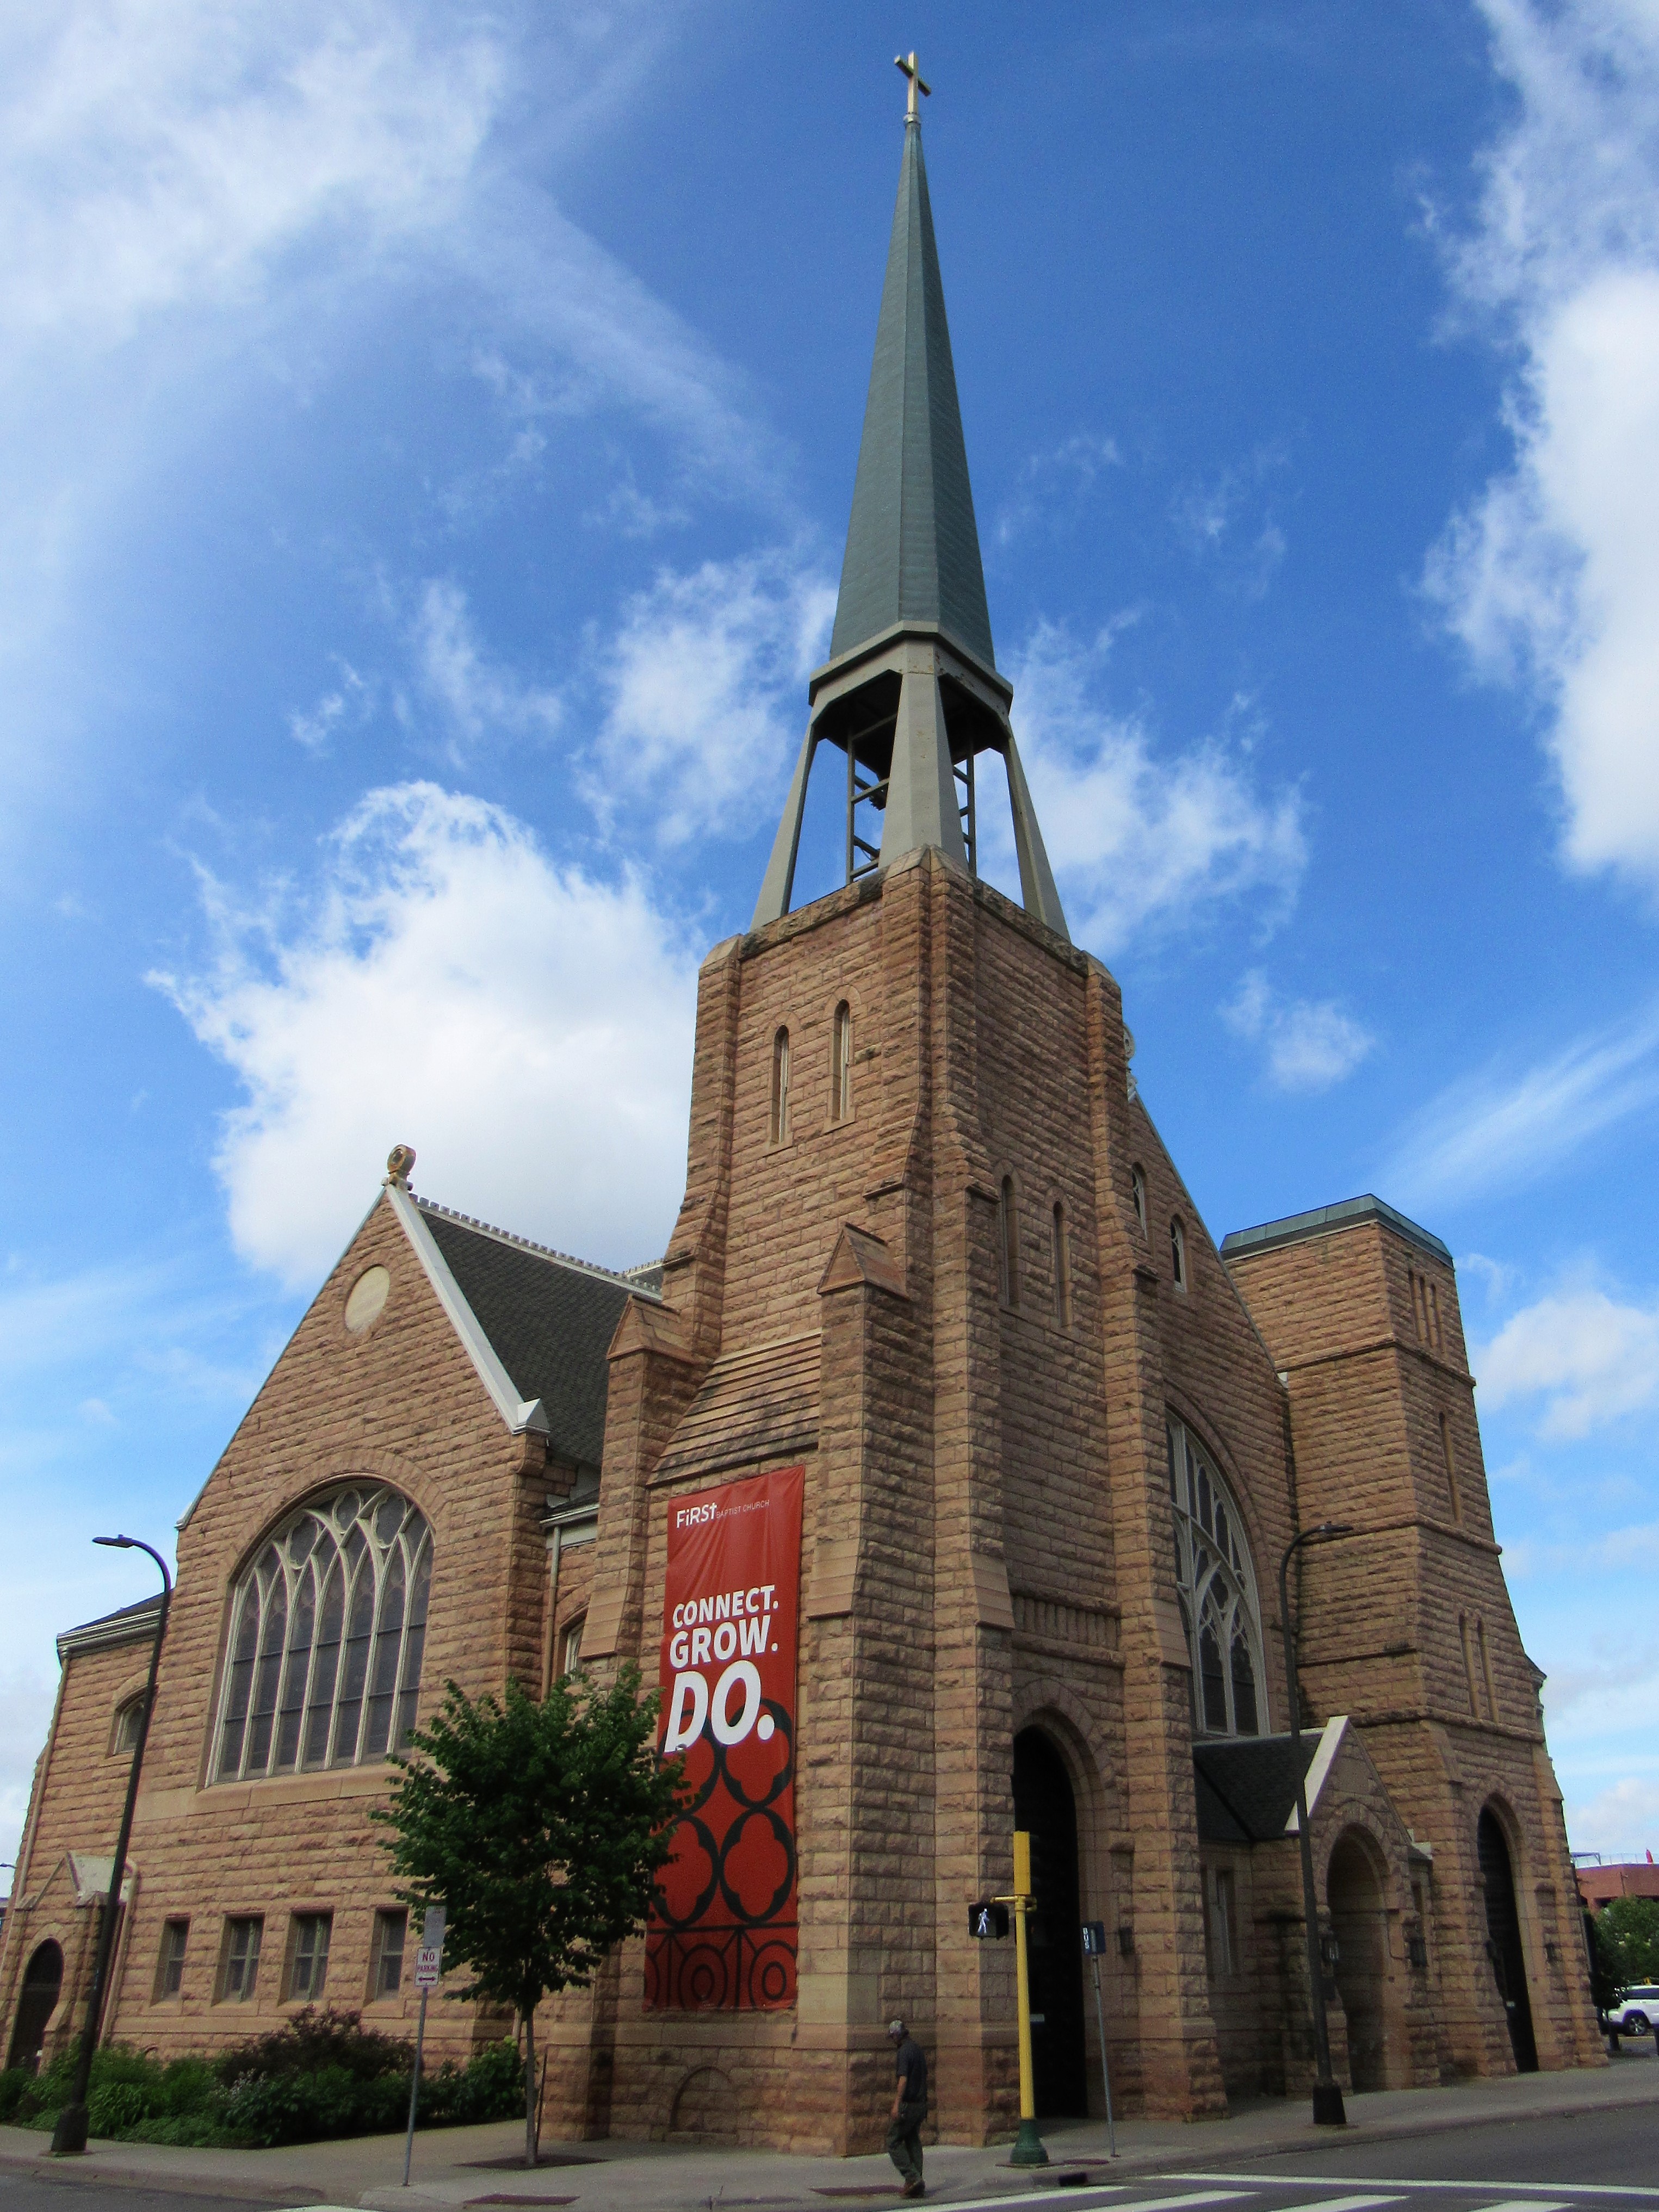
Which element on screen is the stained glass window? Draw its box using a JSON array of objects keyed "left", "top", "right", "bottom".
[
  {"left": 214, "top": 1486, "right": 431, "bottom": 1783},
  {"left": 1168, "top": 1420, "right": 1266, "bottom": 1737}
]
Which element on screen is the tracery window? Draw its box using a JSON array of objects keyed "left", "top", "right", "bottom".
[
  {"left": 213, "top": 1485, "right": 432, "bottom": 1783},
  {"left": 1168, "top": 1420, "right": 1266, "bottom": 1737}
]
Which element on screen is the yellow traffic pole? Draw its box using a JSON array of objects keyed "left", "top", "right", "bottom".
[{"left": 1009, "top": 1830, "right": 1048, "bottom": 2167}]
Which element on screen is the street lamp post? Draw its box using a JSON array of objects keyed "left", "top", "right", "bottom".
[
  {"left": 51, "top": 1536, "right": 172, "bottom": 2157},
  {"left": 1278, "top": 1521, "right": 1353, "bottom": 2130}
]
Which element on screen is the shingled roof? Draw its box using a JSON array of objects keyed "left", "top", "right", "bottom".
[
  {"left": 58, "top": 1591, "right": 164, "bottom": 1662},
  {"left": 411, "top": 1199, "right": 658, "bottom": 1471},
  {"left": 1192, "top": 1730, "right": 1323, "bottom": 1845}
]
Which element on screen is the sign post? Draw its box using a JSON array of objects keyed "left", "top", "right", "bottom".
[
  {"left": 401, "top": 1905, "right": 446, "bottom": 2189},
  {"left": 1008, "top": 1831, "right": 1047, "bottom": 2168},
  {"left": 1080, "top": 1920, "right": 1117, "bottom": 2157}
]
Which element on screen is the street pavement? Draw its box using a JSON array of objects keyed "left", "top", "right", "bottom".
[{"left": 0, "top": 2042, "right": 1651, "bottom": 2212}]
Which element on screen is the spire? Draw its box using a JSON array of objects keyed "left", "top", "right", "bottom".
[
  {"left": 750, "top": 66, "right": 1067, "bottom": 945},
  {"left": 830, "top": 83, "right": 995, "bottom": 670}
]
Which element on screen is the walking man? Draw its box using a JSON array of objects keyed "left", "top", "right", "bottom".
[{"left": 885, "top": 2017, "right": 927, "bottom": 2198}]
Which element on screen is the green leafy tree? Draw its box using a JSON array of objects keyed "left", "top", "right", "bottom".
[
  {"left": 373, "top": 1668, "right": 682, "bottom": 2168},
  {"left": 1595, "top": 1896, "right": 1659, "bottom": 1998}
]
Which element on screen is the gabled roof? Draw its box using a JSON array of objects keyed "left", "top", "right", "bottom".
[
  {"left": 385, "top": 1185, "right": 659, "bottom": 1470},
  {"left": 417, "top": 1202, "right": 647, "bottom": 1469},
  {"left": 830, "top": 109, "right": 995, "bottom": 670},
  {"left": 1192, "top": 1719, "right": 1346, "bottom": 1844},
  {"left": 58, "top": 1591, "right": 163, "bottom": 1662}
]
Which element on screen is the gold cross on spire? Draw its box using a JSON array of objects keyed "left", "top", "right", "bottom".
[{"left": 894, "top": 51, "right": 931, "bottom": 119}]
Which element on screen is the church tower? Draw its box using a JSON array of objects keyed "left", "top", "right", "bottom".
[
  {"left": 561, "top": 63, "right": 1599, "bottom": 2154},
  {"left": 571, "top": 66, "right": 1273, "bottom": 2147}
]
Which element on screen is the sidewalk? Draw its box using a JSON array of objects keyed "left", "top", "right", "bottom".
[{"left": 2, "top": 2043, "right": 1654, "bottom": 2211}]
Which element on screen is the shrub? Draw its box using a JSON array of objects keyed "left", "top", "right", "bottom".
[
  {"left": 420, "top": 2039, "right": 524, "bottom": 2127},
  {"left": 213, "top": 2006, "right": 412, "bottom": 2087},
  {"left": 1, "top": 2025, "right": 522, "bottom": 2148},
  {"left": 221, "top": 2063, "right": 410, "bottom": 2147}
]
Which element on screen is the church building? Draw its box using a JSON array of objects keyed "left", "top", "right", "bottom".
[{"left": 0, "top": 77, "right": 1601, "bottom": 2151}]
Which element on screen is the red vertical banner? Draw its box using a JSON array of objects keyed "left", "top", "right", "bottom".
[{"left": 645, "top": 1466, "right": 804, "bottom": 2011}]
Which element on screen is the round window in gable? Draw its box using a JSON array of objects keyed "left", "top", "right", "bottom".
[{"left": 344, "top": 1265, "right": 391, "bottom": 1335}]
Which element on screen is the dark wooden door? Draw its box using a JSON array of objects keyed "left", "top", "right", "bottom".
[
  {"left": 1478, "top": 1809, "right": 1538, "bottom": 2072},
  {"left": 1013, "top": 1730, "right": 1088, "bottom": 2116}
]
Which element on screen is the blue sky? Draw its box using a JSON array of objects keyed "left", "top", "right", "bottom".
[{"left": 4, "top": 0, "right": 1658, "bottom": 1879}]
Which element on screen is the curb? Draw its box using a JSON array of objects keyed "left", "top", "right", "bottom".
[{"left": 4, "top": 2073, "right": 1657, "bottom": 2210}]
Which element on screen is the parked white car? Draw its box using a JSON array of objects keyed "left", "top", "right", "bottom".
[{"left": 1610, "top": 1985, "right": 1659, "bottom": 2034}]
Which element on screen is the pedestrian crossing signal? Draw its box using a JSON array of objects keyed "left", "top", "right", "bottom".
[{"left": 969, "top": 1901, "right": 1009, "bottom": 1940}]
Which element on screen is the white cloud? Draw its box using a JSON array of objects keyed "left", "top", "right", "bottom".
[
  {"left": 1565, "top": 1774, "right": 1659, "bottom": 1861},
  {"left": 995, "top": 432, "right": 1122, "bottom": 546},
  {"left": 1427, "top": 0, "right": 1659, "bottom": 896},
  {"left": 0, "top": 3, "right": 796, "bottom": 832},
  {"left": 411, "top": 580, "right": 561, "bottom": 756},
  {"left": 586, "top": 553, "right": 835, "bottom": 848},
  {"left": 1223, "top": 969, "right": 1376, "bottom": 1092},
  {"left": 0, "top": 1664, "right": 56, "bottom": 1879},
  {"left": 1383, "top": 997, "right": 1659, "bottom": 1204},
  {"left": 1476, "top": 1283, "right": 1659, "bottom": 1436},
  {"left": 996, "top": 623, "right": 1307, "bottom": 952},
  {"left": 289, "top": 659, "right": 372, "bottom": 755},
  {"left": 151, "top": 781, "right": 700, "bottom": 1287},
  {"left": 0, "top": 4, "right": 504, "bottom": 352},
  {"left": 1171, "top": 447, "right": 1289, "bottom": 597}
]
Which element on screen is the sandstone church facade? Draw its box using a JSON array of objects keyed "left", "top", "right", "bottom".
[{"left": 0, "top": 90, "right": 1602, "bottom": 2149}]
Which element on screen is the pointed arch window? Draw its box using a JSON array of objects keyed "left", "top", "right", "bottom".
[
  {"left": 213, "top": 1485, "right": 431, "bottom": 1783},
  {"left": 1131, "top": 1163, "right": 1147, "bottom": 1234},
  {"left": 1168, "top": 1420, "right": 1266, "bottom": 1737},
  {"left": 1000, "top": 1176, "right": 1020, "bottom": 1308},
  {"left": 771, "top": 1028, "right": 791, "bottom": 1144},
  {"left": 1052, "top": 1200, "right": 1072, "bottom": 1328},
  {"left": 832, "top": 1003, "right": 852, "bottom": 1122},
  {"left": 1171, "top": 1216, "right": 1187, "bottom": 1291}
]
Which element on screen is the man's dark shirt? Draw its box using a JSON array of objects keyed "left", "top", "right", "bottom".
[{"left": 895, "top": 2036, "right": 927, "bottom": 2111}]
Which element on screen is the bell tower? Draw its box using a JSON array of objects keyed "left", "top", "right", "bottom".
[
  {"left": 574, "top": 61, "right": 1239, "bottom": 2153},
  {"left": 752, "top": 70, "right": 1068, "bottom": 939}
]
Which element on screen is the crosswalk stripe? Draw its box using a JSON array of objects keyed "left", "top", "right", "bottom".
[
  {"left": 1287, "top": 2198, "right": 1404, "bottom": 2212},
  {"left": 918, "top": 2186, "right": 1130, "bottom": 2212},
  {"left": 1160, "top": 2180, "right": 1659, "bottom": 2204},
  {"left": 1466, "top": 2203, "right": 1571, "bottom": 2212},
  {"left": 926, "top": 2189, "right": 1247, "bottom": 2212},
  {"left": 911, "top": 2185, "right": 1132, "bottom": 2203}
]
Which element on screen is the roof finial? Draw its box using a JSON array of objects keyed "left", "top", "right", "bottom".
[
  {"left": 894, "top": 51, "right": 930, "bottom": 120},
  {"left": 385, "top": 1142, "right": 416, "bottom": 1189}
]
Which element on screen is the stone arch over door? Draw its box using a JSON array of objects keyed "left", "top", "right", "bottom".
[
  {"left": 1478, "top": 1802, "right": 1538, "bottom": 2073},
  {"left": 1012, "top": 1726, "right": 1088, "bottom": 2117},
  {"left": 8, "top": 1939, "right": 63, "bottom": 2073},
  {"left": 1326, "top": 1827, "right": 1392, "bottom": 2091}
]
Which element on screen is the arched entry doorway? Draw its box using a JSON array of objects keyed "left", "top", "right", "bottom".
[
  {"left": 1327, "top": 1832, "right": 1389, "bottom": 2091},
  {"left": 1477, "top": 1806, "right": 1538, "bottom": 2072},
  {"left": 1012, "top": 1728, "right": 1087, "bottom": 2116},
  {"left": 7, "top": 1941, "right": 63, "bottom": 2074}
]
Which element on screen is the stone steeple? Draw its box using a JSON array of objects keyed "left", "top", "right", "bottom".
[{"left": 752, "top": 83, "right": 1068, "bottom": 941}]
